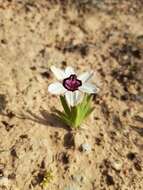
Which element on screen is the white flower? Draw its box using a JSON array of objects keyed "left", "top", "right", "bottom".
[{"left": 48, "top": 66, "right": 98, "bottom": 106}]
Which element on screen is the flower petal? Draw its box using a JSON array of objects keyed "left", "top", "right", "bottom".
[
  {"left": 78, "top": 71, "right": 94, "bottom": 83},
  {"left": 65, "top": 91, "right": 81, "bottom": 106},
  {"left": 51, "top": 66, "right": 66, "bottom": 80},
  {"left": 48, "top": 82, "right": 66, "bottom": 94},
  {"left": 65, "top": 66, "right": 75, "bottom": 77},
  {"left": 79, "top": 83, "right": 97, "bottom": 94}
]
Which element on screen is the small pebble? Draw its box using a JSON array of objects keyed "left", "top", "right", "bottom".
[
  {"left": 72, "top": 174, "right": 84, "bottom": 183},
  {"left": 64, "top": 184, "right": 79, "bottom": 190},
  {"left": 112, "top": 160, "right": 122, "bottom": 171},
  {"left": 81, "top": 143, "right": 92, "bottom": 153}
]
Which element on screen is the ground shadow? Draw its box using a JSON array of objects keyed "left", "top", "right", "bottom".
[
  {"left": 24, "top": 109, "right": 70, "bottom": 130},
  {"left": 0, "top": 109, "right": 69, "bottom": 130}
]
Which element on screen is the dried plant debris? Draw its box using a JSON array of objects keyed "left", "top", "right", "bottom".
[
  {"left": 1, "top": 121, "right": 14, "bottom": 131},
  {"left": 133, "top": 115, "right": 143, "bottom": 123},
  {"left": 101, "top": 101, "right": 110, "bottom": 120},
  {"left": 111, "top": 114, "right": 123, "bottom": 130},
  {"left": 0, "top": 94, "right": 7, "bottom": 112},
  {"left": 40, "top": 170, "right": 54, "bottom": 188},
  {"left": 63, "top": 43, "right": 89, "bottom": 57}
]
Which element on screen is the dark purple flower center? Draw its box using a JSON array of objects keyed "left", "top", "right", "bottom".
[{"left": 63, "top": 74, "right": 82, "bottom": 91}]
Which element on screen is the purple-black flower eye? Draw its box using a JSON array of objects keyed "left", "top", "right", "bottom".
[{"left": 63, "top": 74, "right": 82, "bottom": 91}]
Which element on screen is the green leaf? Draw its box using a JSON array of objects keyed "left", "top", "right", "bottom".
[
  {"left": 84, "top": 107, "right": 94, "bottom": 118},
  {"left": 76, "top": 94, "right": 93, "bottom": 126},
  {"left": 54, "top": 110, "right": 72, "bottom": 127},
  {"left": 54, "top": 94, "right": 94, "bottom": 129},
  {"left": 60, "top": 96, "right": 71, "bottom": 115},
  {"left": 71, "top": 106, "right": 78, "bottom": 128}
]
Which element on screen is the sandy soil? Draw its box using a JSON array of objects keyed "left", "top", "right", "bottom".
[{"left": 0, "top": 1, "right": 143, "bottom": 190}]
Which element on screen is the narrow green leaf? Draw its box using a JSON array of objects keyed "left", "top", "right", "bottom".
[
  {"left": 54, "top": 109, "right": 66, "bottom": 118},
  {"left": 55, "top": 94, "right": 94, "bottom": 129},
  {"left": 76, "top": 94, "right": 93, "bottom": 127},
  {"left": 86, "top": 94, "right": 93, "bottom": 102},
  {"left": 60, "top": 96, "right": 71, "bottom": 115},
  {"left": 84, "top": 107, "right": 94, "bottom": 119},
  {"left": 80, "top": 94, "right": 88, "bottom": 109},
  {"left": 71, "top": 106, "right": 78, "bottom": 128},
  {"left": 75, "top": 107, "right": 83, "bottom": 127},
  {"left": 54, "top": 110, "right": 72, "bottom": 127}
]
